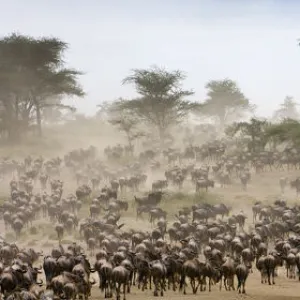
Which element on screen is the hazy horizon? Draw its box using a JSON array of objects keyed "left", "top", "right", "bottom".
[{"left": 2, "top": 0, "right": 300, "bottom": 118}]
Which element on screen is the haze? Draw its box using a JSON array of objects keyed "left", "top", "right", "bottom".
[{"left": 2, "top": 0, "right": 300, "bottom": 117}]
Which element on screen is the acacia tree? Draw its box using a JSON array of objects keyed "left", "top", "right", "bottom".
[
  {"left": 114, "top": 66, "right": 195, "bottom": 147},
  {"left": 0, "top": 33, "right": 84, "bottom": 141},
  {"left": 226, "top": 118, "right": 270, "bottom": 153},
  {"left": 42, "top": 97, "right": 76, "bottom": 125},
  {"left": 100, "top": 100, "right": 145, "bottom": 154},
  {"left": 202, "top": 79, "right": 254, "bottom": 128},
  {"left": 273, "top": 96, "right": 299, "bottom": 121},
  {"left": 266, "top": 119, "right": 300, "bottom": 147}
]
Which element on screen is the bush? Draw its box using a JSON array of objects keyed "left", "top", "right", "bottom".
[{"left": 29, "top": 227, "right": 38, "bottom": 235}]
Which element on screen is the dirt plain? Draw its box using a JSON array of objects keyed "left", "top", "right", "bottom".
[
  {"left": 1, "top": 164, "right": 300, "bottom": 300},
  {"left": 89, "top": 168, "right": 300, "bottom": 300}
]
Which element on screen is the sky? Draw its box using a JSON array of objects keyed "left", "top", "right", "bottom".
[{"left": 2, "top": 0, "right": 300, "bottom": 117}]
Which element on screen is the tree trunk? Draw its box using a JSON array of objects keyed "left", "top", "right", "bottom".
[
  {"left": 36, "top": 103, "right": 42, "bottom": 137},
  {"left": 126, "top": 132, "right": 133, "bottom": 157},
  {"left": 158, "top": 127, "right": 166, "bottom": 150},
  {"left": 219, "top": 117, "right": 226, "bottom": 131},
  {"left": 3, "top": 100, "right": 20, "bottom": 143}
]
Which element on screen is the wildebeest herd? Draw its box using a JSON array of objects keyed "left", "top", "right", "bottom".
[{"left": 0, "top": 141, "right": 300, "bottom": 299}]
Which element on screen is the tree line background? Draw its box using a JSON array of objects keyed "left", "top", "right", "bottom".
[{"left": 0, "top": 33, "right": 300, "bottom": 155}]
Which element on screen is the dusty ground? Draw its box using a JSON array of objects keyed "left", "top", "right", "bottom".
[
  {"left": 90, "top": 168, "right": 300, "bottom": 299},
  {"left": 89, "top": 270, "right": 300, "bottom": 300},
  {"left": 1, "top": 165, "right": 300, "bottom": 299}
]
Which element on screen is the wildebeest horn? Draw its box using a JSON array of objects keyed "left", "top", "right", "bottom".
[
  {"left": 89, "top": 267, "right": 95, "bottom": 272},
  {"left": 37, "top": 279, "right": 43, "bottom": 286},
  {"left": 89, "top": 278, "right": 96, "bottom": 285}
]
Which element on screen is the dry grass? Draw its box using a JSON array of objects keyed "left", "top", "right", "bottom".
[
  {"left": 0, "top": 128, "right": 300, "bottom": 299},
  {"left": 2, "top": 169, "right": 300, "bottom": 299}
]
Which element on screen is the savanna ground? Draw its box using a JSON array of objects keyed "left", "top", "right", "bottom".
[
  {"left": 0, "top": 128, "right": 299, "bottom": 300},
  {"left": 94, "top": 167, "right": 300, "bottom": 300}
]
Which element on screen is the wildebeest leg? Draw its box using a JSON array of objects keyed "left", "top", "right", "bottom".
[
  {"left": 292, "top": 265, "right": 296, "bottom": 279},
  {"left": 272, "top": 269, "right": 275, "bottom": 284},
  {"left": 191, "top": 278, "right": 196, "bottom": 294},
  {"left": 183, "top": 280, "right": 187, "bottom": 294},
  {"left": 160, "top": 279, "right": 164, "bottom": 296},
  {"left": 223, "top": 277, "right": 227, "bottom": 291},
  {"left": 123, "top": 283, "right": 126, "bottom": 300},
  {"left": 264, "top": 270, "right": 268, "bottom": 283},
  {"left": 180, "top": 274, "right": 187, "bottom": 294},
  {"left": 167, "top": 276, "right": 170, "bottom": 290},
  {"left": 293, "top": 265, "right": 296, "bottom": 279},
  {"left": 153, "top": 278, "right": 159, "bottom": 297},
  {"left": 101, "top": 279, "right": 106, "bottom": 297},
  {"left": 259, "top": 270, "right": 263, "bottom": 283},
  {"left": 142, "top": 276, "right": 147, "bottom": 291},
  {"left": 209, "top": 277, "right": 212, "bottom": 292},
  {"left": 137, "top": 277, "right": 141, "bottom": 290},
  {"left": 116, "top": 282, "right": 121, "bottom": 300},
  {"left": 228, "top": 277, "right": 233, "bottom": 291},
  {"left": 105, "top": 281, "right": 109, "bottom": 298},
  {"left": 144, "top": 275, "right": 149, "bottom": 291},
  {"left": 267, "top": 268, "right": 272, "bottom": 285},
  {"left": 194, "top": 279, "right": 200, "bottom": 294},
  {"left": 237, "top": 279, "right": 241, "bottom": 293},
  {"left": 201, "top": 277, "right": 206, "bottom": 291},
  {"left": 132, "top": 271, "right": 136, "bottom": 286},
  {"left": 127, "top": 278, "right": 131, "bottom": 293},
  {"left": 242, "top": 280, "right": 246, "bottom": 294},
  {"left": 171, "top": 275, "right": 176, "bottom": 291}
]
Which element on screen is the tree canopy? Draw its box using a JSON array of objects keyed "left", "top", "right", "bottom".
[
  {"left": 0, "top": 33, "right": 84, "bottom": 141},
  {"left": 109, "top": 66, "right": 196, "bottom": 147},
  {"left": 265, "top": 119, "right": 300, "bottom": 147},
  {"left": 99, "top": 99, "right": 145, "bottom": 152},
  {"left": 273, "top": 96, "right": 299, "bottom": 121},
  {"left": 202, "top": 79, "right": 254, "bottom": 127},
  {"left": 1, "top": 32, "right": 299, "bottom": 152},
  {"left": 226, "top": 118, "right": 270, "bottom": 152}
]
